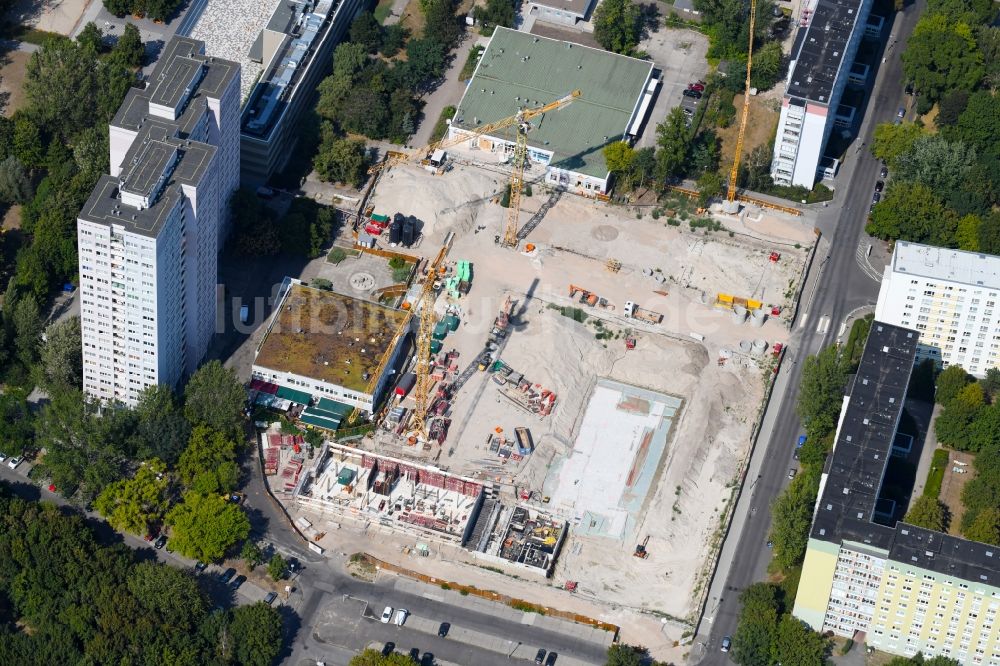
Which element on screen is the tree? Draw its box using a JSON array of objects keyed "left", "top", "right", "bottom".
[
  {"left": 184, "top": 360, "right": 246, "bottom": 438},
  {"left": 732, "top": 583, "right": 779, "bottom": 666},
  {"left": 422, "top": 0, "right": 461, "bottom": 49},
  {"left": 963, "top": 507, "right": 1000, "bottom": 545},
  {"left": 0, "top": 156, "right": 33, "bottom": 204},
  {"left": 603, "top": 141, "right": 636, "bottom": 191},
  {"left": 697, "top": 171, "right": 724, "bottom": 206},
  {"left": 231, "top": 603, "right": 283, "bottom": 666},
  {"left": 866, "top": 182, "right": 956, "bottom": 246},
  {"left": 72, "top": 125, "right": 109, "bottom": 177},
  {"left": 689, "top": 130, "right": 721, "bottom": 175},
  {"left": 37, "top": 316, "right": 81, "bottom": 392},
  {"left": 12, "top": 113, "right": 44, "bottom": 168},
  {"left": 871, "top": 122, "right": 925, "bottom": 168},
  {"left": 904, "top": 495, "right": 948, "bottom": 532},
  {"left": 979, "top": 26, "right": 1000, "bottom": 91},
  {"left": 10, "top": 292, "right": 43, "bottom": 369},
  {"left": 628, "top": 147, "right": 657, "bottom": 192},
  {"left": 127, "top": 561, "right": 207, "bottom": 629},
  {"left": 593, "top": 0, "right": 642, "bottom": 55},
  {"left": 242, "top": 540, "right": 264, "bottom": 569},
  {"left": 349, "top": 649, "right": 416, "bottom": 666},
  {"left": 405, "top": 38, "right": 448, "bottom": 89},
  {"left": 381, "top": 24, "right": 408, "bottom": 57},
  {"left": 472, "top": 0, "right": 516, "bottom": 34},
  {"left": 894, "top": 135, "right": 977, "bottom": 194},
  {"left": 902, "top": 14, "right": 984, "bottom": 102},
  {"left": 93, "top": 460, "right": 171, "bottom": 535},
  {"left": 24, "top": 38, "right": 99, "bottom": 140},
  {"left": 955, "top": 214, "right": 982, "bottom": 251},
  {"left": 948, "top": 91, "right": 1000, "bottom": 156},
  {"left": 605, "top": 644, "right": 644, "bottom": 666},
  {"left": 166, "top": 492, "right": 250, "bottom": 562},
  {"left": 750, "top": 41, "right": 784, "bottom": 91},
  {"left": 176, "top": 425, "right": 239, "bottom": 494},
  {"left": 77, "top": 22, "right": 104, "bottom": 53},
  {"left": 113, "top": 23, "right": 144, "bottom": 68},
  {"left": 350, "top": 12, "right": 383, "bottom": 53},
  {"left": 655, "top": 108, "right": 690, "bottom": 181},
  {"left": 797, "top": 344, "right": 847, "bottom": 440},
  {"left": 772, "top": 614, "right": 827, "bottom": 665},
  {"left": 936, "top": 89, "right": 970, "bottom": 127},
  {"left": 0, "top": 391, "right": 34, "bottom": 457},
  {"left": 936, "top": 364, "right": 972, "bottom": 405},
  {"left": 314, "top": 131, "right": 369, "bottom": 188},
  {"left": 934, "top": 382, "right": 985, "bottom": 450},
  {"left": 96, "top": 50, "right": 135, "bottom": 123},
  {"left": 134, "top": 384, "right": 191, "bottom": 465},
  {"left": 769, "top": 469, "right": 819, "bottom": 570},
  {"left": 927, "top": 0, "right": 997, "bottom": 25},
  {"left": 268, "top": 553, "right": 287, "bottom": 581}
]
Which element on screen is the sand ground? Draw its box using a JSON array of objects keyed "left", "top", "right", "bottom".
[{"left": 11, "top": 0, "right": 89, "bottom": 34}]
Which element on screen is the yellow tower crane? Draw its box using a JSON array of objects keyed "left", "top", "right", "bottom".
[
  {"left": 409, "top": 240, "right": 452, "bottom": 440},
  {"left": 367, "top": 90, "right": 581, "bottom": 176},
  {"left": 727, "top": 0, "right": 758, "bottom": 203}
]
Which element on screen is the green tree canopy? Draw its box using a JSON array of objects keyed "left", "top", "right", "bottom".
[
  {"left": 349, "top": 649, "right": 418, "bottom": 666},
  {"left": 732, "top": 583, "right": 779, "bottom": 666},
  {"left": 871, "top": 122, "right": 926, "bottom": 168},
  {"left": 166, "top": 492, "right": 250, "bottom": 562},
  {"left": 769, "top": 468, "right": 820, "bottom": 570},
  {"left": 937, "top": 364, "right": 973, "bottom": 405},
  {"left": 866, "top": 182, "right": 957, "bottom": 246},
  {"left": 268, "top": 553, "right": 287, "bottom": 581},
  {"left": 0, "top": 391, "right": 34, "bottom": 457},
  {"left": 93, "top": 459, "right": 171, "bottom": 535},
  {"left": 184, "top": 360, "right": 246, "bottom": 438},
  {"left": 894, "top": 135, "right": 977, "bottom": 194},
  {"left": 655, "top": 107, "right": 690, "bottom": 181},
  {"left": 772, "top": 614, "right": 828, "bottom": 665},
  {"left": 38, "top": 316, "right": 82, "bottom": 393},
  {"left": 314, "top": 128, "right": 369, "bottom": 188},
  {"left": 902, "top": 14, "right": 984, "bottom": 102},
  {"left": 593, "top": 0, "right": 643, "bottom": 55},
  {"left": 176, "top": 425, "right": 239, "bottom": 494},
  {"left": 904, "top": 495, "right": 949, "bottom": 532},
  {"left": 134, "top": 384, "right": 191, "bottom": 465},
  {"left": 231, "top": 602, "right": 284, "bottom": 666},
  {"left": 796, "top": 343, "right": 847, "bottom": 440}
]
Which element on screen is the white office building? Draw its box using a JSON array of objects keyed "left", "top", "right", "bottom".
[
  {"left": 771, "top": 0, "right": 878, "bottom": 188},
  {"left": 78, "top": 37, "right": 239, "bottom": 406},
  {"left": 875, "top": 241, "right": 1000, "bottom": 378}
]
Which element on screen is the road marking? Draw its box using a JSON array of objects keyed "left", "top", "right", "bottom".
[
  {"left": 855, "top": 243, "right": 882, "bottom": 282},
  {"left": 799, "top": 312, "right": 809, "bottom": 329},
  {"left": 816, "top": 316, "right": 831, "bottom": 335},
  {"left": 838, "top": 322, "right": 847, "bottom": 338}
]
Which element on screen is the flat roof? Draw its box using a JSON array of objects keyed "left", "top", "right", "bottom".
[
  {"left": 254, "top": 283, "right": 410, "bottom": 393},
  {"left": 188, "top": 0, "right": 278, "bottom": 99},
  {"left": 78, "top": 124, "right": 216, "bottom": 237},
  {"left": 113, "top": 36, "right": 238, "bottom": 136},
  {"left": 811, "top": 322, "right": 1000, "bottom": 583},
  {"left": 786, "top": 0, "right": 867, "bottom": 103},
  {"left": 529, "top": 0, "right": 593, "bottom": 17},
  {"left": 890, "top": 241, "right": 1000, "bottom": 290},
  {"left": 452, "top": 27, "right": 652, "bottom": 178}
]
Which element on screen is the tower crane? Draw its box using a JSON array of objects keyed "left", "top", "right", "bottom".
[
  {"left": 367, "top": 90, "right": 581, "bottom": 176},
  {"left": 727, "top": 0, "right": 758, "bottom": 203}
]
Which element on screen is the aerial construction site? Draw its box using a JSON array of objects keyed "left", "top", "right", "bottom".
[{"left": 253, "top": 29, "right": 818, "bottom": 656}]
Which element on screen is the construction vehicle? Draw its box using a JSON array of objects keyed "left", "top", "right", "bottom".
[
  {"left": 726, "top": 0, "right": 758, "bottom": 204},
  {"left": 624, "top": 336, "right": 636, "bottom": 350},
  {"left": 623, "top": 300, "right": 663, "bottom": 324},
  {"left": 366, "top": 92, "right": 582, "bottom": 246},
  {"left": 634, "top": 535, "right": 650, "bottom": 558}
]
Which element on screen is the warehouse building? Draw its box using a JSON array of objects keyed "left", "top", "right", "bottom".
[
  {"left": 251, "top": 279, "right": 412, "bottom": 416},
  {"left": 794, "top": 323, "right": 1000, "bottom": 664},
  {"left": 770, "top": 0, "right": 877, "bottom": 188},
  {"left": 449, "top": 27, "right": 654, "bottom": 195},
  {"left": 526, "top": 0, "right": 595, "bottom": 27},
  {"left": 876, "top": 241, "right": 1000, "bottom": 378}
]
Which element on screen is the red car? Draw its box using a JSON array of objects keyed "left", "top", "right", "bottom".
[{"left": 688, "top": 82, "right": 705, "bottom": 92}]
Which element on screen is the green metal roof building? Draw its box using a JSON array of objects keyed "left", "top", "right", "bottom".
[{"left": 450, "top": 27, "right": 654, "bottom": 194}]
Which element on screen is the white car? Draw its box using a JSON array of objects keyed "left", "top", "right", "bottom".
[
  {"left": 380, "top": 606, "right": 393, "bottom": 624},
  {"left": 7, "top": 457, "right": 22, "bottom": 470},
  {"left": 0, "top": 452, "right": 6, "bottom": 463},
  {"left": 394, "top": 608, "right": 408, "bottom": 626}
]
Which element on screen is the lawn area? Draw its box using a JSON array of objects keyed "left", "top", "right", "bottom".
[
  {"left": 0, "top": 50, "right": 33, "bottom": 117},
  {"left": 923, "top": 448, "right": 950, "bottom": 499},
  {"left": 459, "top": 44, "right": 484, "bottom": 81},
  {"left": 716, "top": 94, "right": 779, "bottom": 174},
  {"left": 429, "top": 105, "right": 456, "bottom": 144},
  {"left": 374, "top": 0, "right": 394, "bottom": 24}
]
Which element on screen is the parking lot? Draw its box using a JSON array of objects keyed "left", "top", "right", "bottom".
[{"left": 634, "top": 26, "right": 711, "bottom": 148}]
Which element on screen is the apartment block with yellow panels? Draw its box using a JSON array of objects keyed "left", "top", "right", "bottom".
[{"left": 792, "top": 321, "right": 1000, "bottom": 664}]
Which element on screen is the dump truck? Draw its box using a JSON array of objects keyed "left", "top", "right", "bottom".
[
  {"left": 515, "top": 427, "right": 534, "bottom": 455},
  {"left": 623, "top": 301, "right": 663, "bottom": 324}
]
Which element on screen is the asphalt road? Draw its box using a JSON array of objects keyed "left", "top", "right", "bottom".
[{"left": 695, "top": 1, "right": 926, "bottom": 662}]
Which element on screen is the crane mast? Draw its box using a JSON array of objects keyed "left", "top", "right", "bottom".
[{"left": 727, "top": 0, "right": 758, "bottom": 202}]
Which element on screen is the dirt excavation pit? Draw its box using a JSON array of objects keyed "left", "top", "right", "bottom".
[{"left": 439, "top": 304, "right": 765, "bottom": 620}]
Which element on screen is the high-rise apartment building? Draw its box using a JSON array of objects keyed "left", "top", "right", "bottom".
[
  {"left": 795, "top": 323, "right": 1000, "bottom": 665},
  {"left": 78, "top": 37, "right": 239, "bottom": 406},
  {"left": 770, "top": 0, "right": 881, "bottom": 188},
  {"left": 875, "top": 241, "right": 1000, "bottom": 378}
]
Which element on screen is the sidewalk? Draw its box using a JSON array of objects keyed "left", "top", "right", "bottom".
[{"left": 409, "top": 34, "right": 481, "bottom": 149}]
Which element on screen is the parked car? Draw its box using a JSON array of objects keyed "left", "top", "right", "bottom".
[
  {"left": 421, "top": 652, "right": 434, "bottom": 666},
  {"left": 218, "top": 568, "right": 237, "bottom": 583},
  {"left": 382, "top": 642, "right": 395, "bottom": 656},
  {"left": 195, "top": 561, "right": 208, "bottom": 572},
  {"left": 545, "top": 652, "right": 558, "bottom": 666},
  {"left": 381, "top": 606, "right": 394, "bottom": 624},
  {"left": 7, "top": 456, "right": 21, "bottom": 469},
  {"left": 535, "top": 649, "right": 547, "bottom": 664},
  {"left": 682, "top": 107, "right": 695, "bottom": 115},
  {"left": 264, "top": 591, "right": 278, "bottom": 605},
  {"left": 0, "top": 453, "right": 7, "bottom": 463},
  {"left": 230, "top": 575, "right": 247, "bottom": 590},
  {"left": 873, "top": 192, "right": 882, "bottom": 203},
  {"left": 437, "top": 622, "right": 450, "bottom": 637},
  {"left": 875, "top": 180, "right": 885, "bottom": 193},
  {"left": 880, "top": 165, "right": 889, "bottom": 178},
  {"left": 682, "top": 89, "right": 702, "bottom": 99},
  {"left": 897, "top": 107, "right": 906, "bottom": 119},
  {"left": 905, "top": 82, "right": 914, "bottom": 95},
  {"left": 154, "top": 534, "right": 167, "bottom": 550},
  {"left": 394, "top": 608, "right": 409, "bottom": 626},
  {"left": 688, "top": 82, "right": 705, "bottom": 92},
  {"left": 788, "top": 468, "right": 797, "bottom": 479},
  {"left": 409, "top": 648, "right": 420, "bottom": 661},
  {"left": 721, "top": 636, "right": 732, "bottom": 652}
]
